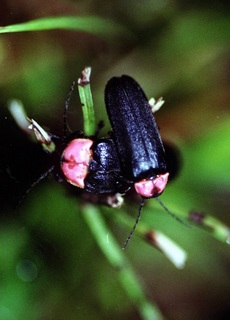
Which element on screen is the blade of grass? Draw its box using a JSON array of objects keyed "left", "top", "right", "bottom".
[
  {"left": 189, "top": 211, "right": 230, "bottom": 244},
  {"left": 0, "top": 16, "right": 134, "bottom": 41},
  {"left": 82, "top": 204, "right": 164, "bottom": 320},
  {"left": 110, "top": 205, "right": 187, "bottom": 268},
  {"left": 148, "top": 196, "right": 230, "bottom": 245}
]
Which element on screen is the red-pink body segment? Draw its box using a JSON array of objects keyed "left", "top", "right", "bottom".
[
  {"left": 134, "top": 172, "right": 169, "bottom": 198},
  {"left": 61, "top": 138, "right": 93, "bottom": 188}
]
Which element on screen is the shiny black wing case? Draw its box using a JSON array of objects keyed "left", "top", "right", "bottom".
[
  {"left": 104, "top": 75, "right": 167, "bottom": 181},
  {"left": 84, "top": 138, "right": 130, "bottom": 193}
]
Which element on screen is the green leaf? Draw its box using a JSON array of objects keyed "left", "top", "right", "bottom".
[{"left": 0, "top": 16, "right": 134, "bottom": 41}]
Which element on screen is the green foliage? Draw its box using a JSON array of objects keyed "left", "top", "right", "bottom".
[
  {"left": 0, "top": 2, "right": 230, "bottom": 320},
  {"left": 0, "top": 16, "right": 134, "bottom": 41}
]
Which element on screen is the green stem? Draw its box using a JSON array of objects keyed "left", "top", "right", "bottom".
[
  {"left": 82, "top": 204, "right": 164, "bottom": 320},
  {"left": 78, "top": 67, "right": 96, "bottom": 136}
]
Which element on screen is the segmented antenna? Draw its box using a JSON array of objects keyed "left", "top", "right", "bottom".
[
  {"left": 16, "top": 165, "right": 55, "bottom": 208},
  {"left": 122, "top": 197, "right": 188, "bottom": 249},
  {"left": 155, "top": 197, "right": 188, "bottom": 227},
  {"left": 63, "top": 82, "right": 76, "bottom": 141},
  {"left": 122, "top": 199, "right": 145, "bottom": 250}
]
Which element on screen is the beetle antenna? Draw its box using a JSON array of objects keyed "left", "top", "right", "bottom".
[
  {"left": 16, "top": 165, "right": 55, "bottom": 208},
  {"left": 122, "top": 199, "right": 145, "bottom": 250},
  {"left": 63, "top": 82, "right": 76, "bottom": 141},
  {"left": 155, "top": 197, "right": 188, "bottom": 226}
]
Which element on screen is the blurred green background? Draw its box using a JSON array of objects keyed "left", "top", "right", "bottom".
[{"left": 0, "top": 1, "right": 230, "bottom": 319}]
